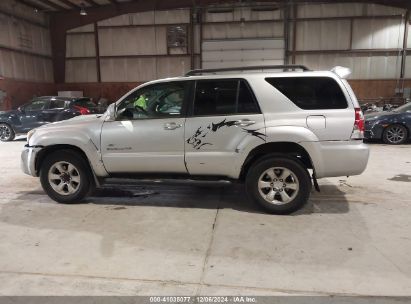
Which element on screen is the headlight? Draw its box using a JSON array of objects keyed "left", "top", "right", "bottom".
[{"left": 27, "top": 129, "right": 36, "bottom": 143}]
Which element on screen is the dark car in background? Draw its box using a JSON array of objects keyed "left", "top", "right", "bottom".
[
  {"left": 0, "top": 96, "right": 102, "bottom": 142},
  {"left": 365, "top": 103, "right": 411, "bottom": 145}
]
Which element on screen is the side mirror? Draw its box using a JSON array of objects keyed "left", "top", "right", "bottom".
[
  {"left": 105, "top": 103, "right": 116, "bottom": 121},
  {"left": 18, "top": 106, "right": 25, "bottom": 113}
]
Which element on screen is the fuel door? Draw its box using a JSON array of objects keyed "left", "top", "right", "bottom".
[{"left": 306, "top": 115, "right": 326, "bottom": 130}]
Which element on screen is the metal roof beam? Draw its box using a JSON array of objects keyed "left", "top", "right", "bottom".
[{"left": 38, "top": 0, "right": 69, "bottom": 11}]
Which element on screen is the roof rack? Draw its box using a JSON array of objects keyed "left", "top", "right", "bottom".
[{"left": 185, "top": 65, "right": 310, "bottom": 76}]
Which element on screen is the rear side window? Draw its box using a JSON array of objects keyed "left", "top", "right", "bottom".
[
  {"left": 193, "top": 79, "right": 259, "bottom": 116},
  {"left": 72, "top": 98, "right": 96, "bottom": 108},
  {"left": 265, "top": 77, "right": 348, "bottom": 110},
  {"left": 49, "top": 99, "right": 66, "bottom": 109}
]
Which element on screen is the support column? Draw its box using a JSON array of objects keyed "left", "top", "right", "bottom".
[
  {"left": 94, "top": 22, "right": 101, "bottom": 82},
  {"left": 400, "top": 10, "right": 410, "bottom": 80}
]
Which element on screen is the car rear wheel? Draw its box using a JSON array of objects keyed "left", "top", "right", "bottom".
[
  {"left": 0, "top": 123, "right": 15, "bottom": 142},
  {"left": 245, "top": 156, "right": 311, "bottom": 214},
  {"left": 383, "top": 124, "right": 408, "bottom": 145},
  {"left": 40, "top": 150, "right": 94, "bottom": 203}
]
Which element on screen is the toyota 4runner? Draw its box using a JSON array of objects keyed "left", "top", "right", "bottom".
[{"left": 21, "top": 65, "right": 369, "bottom": 214}]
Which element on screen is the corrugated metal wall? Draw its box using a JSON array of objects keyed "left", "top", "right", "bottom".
[
  {"left": 65, "top": 9, "right": 194, "bottom": 83},
  {"left": 201, "top": 5, "right": 284, "bottom": 68},
  {"left": 64, "top": 2, "right": 410, "bottom": 83},
  {"left": 294, "top": 3, "right": 406, "bottom": 79},
  {"left": 0, "top": 2, "right": 52, "bottom": 82}
]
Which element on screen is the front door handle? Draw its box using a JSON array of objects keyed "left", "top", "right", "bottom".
[
  {"left": 233, "top": 119, "right": 256, "bottom": 127},
  {"left": 164, "top": 122, "right": 182, "bottom": 130}
]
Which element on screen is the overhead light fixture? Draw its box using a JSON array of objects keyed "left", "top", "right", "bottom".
[{"left": 34, "top": 8, "right": 38, "bottom": 13}]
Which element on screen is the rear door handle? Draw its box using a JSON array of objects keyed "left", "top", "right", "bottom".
[
  {"left": 233, "top": 119, "right": 256, "bottom": 127},
  {"left": 164, "top": 122, "right": 182, "bottom": 130}
]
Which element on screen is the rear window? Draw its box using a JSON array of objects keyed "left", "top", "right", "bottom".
[
  {"left": 72, "top": 98, "right": 96, "bottom": 108},
  {"left": 265, "top": 77, "right": 348, "bottom": 110}
]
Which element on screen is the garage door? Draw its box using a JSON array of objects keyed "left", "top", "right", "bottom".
[{"left": 202, "top": 38, "right": 284, "bottom": 69}]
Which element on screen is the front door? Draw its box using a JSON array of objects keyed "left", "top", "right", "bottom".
[
  {"left": 101, "top": 81, "right": 190, "bottom": 174},
  {"left": 184, "top": 79, "right": 266, "bottom": 177},
  {"left": 19, "top": 98, "right": 49, "bottom": 131}
]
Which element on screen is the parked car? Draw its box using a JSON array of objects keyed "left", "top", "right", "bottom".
[
  {"left": 0, "top": 96, "right": 101, "bottom": 141},
  {"left": 21, "top": 65, "right": 369, "bottom": 214},
  {"left": 365, "top": 102, "right": 411, "bottom": 144}
]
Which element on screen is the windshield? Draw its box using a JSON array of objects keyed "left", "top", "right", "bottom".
[{"left": 394, "top": 103, "right": 411, "bottom": 113}]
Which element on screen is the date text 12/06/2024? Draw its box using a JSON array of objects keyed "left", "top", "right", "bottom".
[{"left": 149, "top": 296, "right": 257, "bottom": 303}]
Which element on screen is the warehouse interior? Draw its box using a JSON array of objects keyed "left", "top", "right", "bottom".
[
  {"left": 2, "top": 0, "right": 411, "bottom": 299},
  {"left": 0, "top": 0, "right": 410, "bottom": 110}
]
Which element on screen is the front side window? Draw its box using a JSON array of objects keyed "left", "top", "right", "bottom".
[
  {"left": 116, "top": 81, "right": 187, "bottom": 120},
  {"left": 24, "top": 99, "right": 47, "bottom": 111},
  {"left": 265, "top": 77, "right": 348, "bottom": 110},
  {"left": 193, "top": 79, "right": 259, "bottom": 116}
]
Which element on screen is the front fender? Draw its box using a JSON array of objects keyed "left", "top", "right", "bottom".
[{"left": 30, "top": 128, "right": 108, "bottom": 177}]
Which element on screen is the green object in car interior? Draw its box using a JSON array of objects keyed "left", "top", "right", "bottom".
[{"left": 133, "top": 95, "right": 148, "bottom": 110}]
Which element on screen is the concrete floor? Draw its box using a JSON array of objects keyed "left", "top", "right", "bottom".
[{"left": 0, "top": 138, "right": 410, "bottom": 296}]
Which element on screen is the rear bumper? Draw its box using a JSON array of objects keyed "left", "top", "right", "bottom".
[
  {"left": 301, "top": 140, "right": 369, "bottom": 178},
  {"left": 21, "top": 145, "right": 42, "bottom": 177}
]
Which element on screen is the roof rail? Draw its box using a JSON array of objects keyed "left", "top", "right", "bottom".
[{"left": 185, "top": 65, "right": 310, "bottom": 76}]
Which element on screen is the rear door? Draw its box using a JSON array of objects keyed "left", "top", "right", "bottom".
[
  {"left": 184, "top": 79, "right": 265, "bottom": 176},
  {"left": 42, "top": 98, "right": 67, "bottom": 122}
]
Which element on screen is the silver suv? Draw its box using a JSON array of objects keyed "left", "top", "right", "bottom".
[{"left": 21, "top": 65, "right": 369, "bottom": 214}]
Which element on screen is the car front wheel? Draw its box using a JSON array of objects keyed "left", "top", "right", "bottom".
[
  {"left": 40, "top": 150, "right": 94, "bottom": 203},
  {"left": 0, "top": 123, "right": 15, "bottom": 142},
  {"left": 246, "top": 156, "right": 311, "bottom": 214},
  {"left": 383, "top": 124, "right": 408, "bottom": 145}
]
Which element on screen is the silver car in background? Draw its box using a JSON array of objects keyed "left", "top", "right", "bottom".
[{"left": 21, "top": 65, "right": 369, "bottom": 214}]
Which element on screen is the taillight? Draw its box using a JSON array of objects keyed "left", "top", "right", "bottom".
[
  {"left": 73, "top": 105, "right": 90, "bottom": 115},
  {"left": 352, "top": 107, "right": 364, "bottom": 139}
]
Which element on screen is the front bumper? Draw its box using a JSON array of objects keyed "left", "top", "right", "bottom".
[
  {"left": 364, "top": 120, "right": 384, "bottom": 139},
  {"left": 21, "top": 145, "right": 43, "bottom": 177}
]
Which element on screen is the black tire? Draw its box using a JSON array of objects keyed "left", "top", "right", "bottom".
[
  {"left": 245, "top": 156, "right": 311, "bottom": 214},
  {"left": 40, "top": 150, "right": 95, "bottom": 203},
  {"left": 383, "top": 124, "right": 408, "bottom": 145},
  {"left": 0, "top": 123, "right": 15, "bottom": 142}
]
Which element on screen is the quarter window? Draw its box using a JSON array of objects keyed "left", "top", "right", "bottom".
[
  {"left": 193, "top": 80, "right": 259, "bottom": 116},
  {"left": 265, "top": 77, "right": 348, "bottom": 110}
]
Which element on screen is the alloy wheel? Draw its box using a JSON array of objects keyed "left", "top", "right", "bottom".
[
  {"left": 48, "top": 161, "right": 81, "bottom": 196},
  {"left": 258, "top": 167, "right": 299, "bottom": 205},
  {"left": 386, "top": 126, "right": 406, "bottom": 144},
  {"left": 0, "top": 125, "right": 11, "bottom": 141}
]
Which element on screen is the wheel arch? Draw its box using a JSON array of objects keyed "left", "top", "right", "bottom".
[
  {"left": 36, "top": 144, "right": 91, "bottom": 176},
  {"left": 239, "top": 142, "right": 314, "bottom": 181},
  {"left": 382, "top": 122, "right": 410, "bottom": 141}
]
